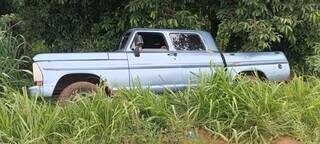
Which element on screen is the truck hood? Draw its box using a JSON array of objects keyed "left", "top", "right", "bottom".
[
  {"left": 33, "top": 52, "right": 129, "bottom": 62},
  {"left": 33, "top": 53, "right": 109, "bottom": 62}
]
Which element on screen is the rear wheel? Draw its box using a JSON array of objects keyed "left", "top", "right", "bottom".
[
  {"left": 236, "top": 71, "right": 267, "bottom": 81},
  {"left": 235, "top": 74, "right": 256, "bottom": 81},
  {"left": 58, "top": 81, "right": 98, "bottom": 104},
  {"left": 244, "top": 75, "right": 259, "bottom": 81}
]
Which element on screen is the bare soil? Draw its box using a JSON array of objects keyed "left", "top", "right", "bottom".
[
  {"left": 181, "top": 127, "right": 226, "bottom": 144},
  {"left": 272, "top": 136, "right": 301, "bottom": 144},
  {"left": 181, "top": 127, "right": 301, "bottom": 144}
]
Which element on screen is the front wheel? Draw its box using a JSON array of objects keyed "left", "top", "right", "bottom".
[{"left": 58, "top": 81, "right": 98, "bottom": 104}]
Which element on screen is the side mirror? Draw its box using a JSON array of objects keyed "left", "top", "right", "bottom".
[
  {"left": 135, "top": 35, "right": 144, "bottom": 47},
  {"left": 133, "top": 47, "right": 140, "bottom": 57},
  {"left": 132, "top": 34, "right": 143, "bottom": 57}
]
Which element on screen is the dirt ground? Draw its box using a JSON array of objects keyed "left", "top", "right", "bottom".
[
  {"left": 181, "top": 127, "right": 301, "bottom": 144},
  {"left": 272, "top": 136, "right": 301, "bottom": 144},
  {"left": 181, "top": 127, "right": 226, "bottom": 144}
]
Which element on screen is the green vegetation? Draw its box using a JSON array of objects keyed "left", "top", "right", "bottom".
[
  {"left": 1, "top": 1, "right": 319, "bottom": 74},
  {"left": 0, "top": 1, "right": 319, "bottom": 143},
  {"left": 16, "top": 0, "right": 320, "bottom": 74},
  {"left": 0, "top": 21, "right": 31, "bottom": 90},
  {"left": 0, "top": 73, "right": 319, "bottom": 143},
  {"left": 1, "top": 1, "right": 320, "bottom": 74}
]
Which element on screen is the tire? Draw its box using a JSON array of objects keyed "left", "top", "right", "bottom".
[
  {"left": 245, "top": 75, "right": 259, "bottom": 81},
  {"left": 58, "top": 81, "right": 98, "bottom": 104},
  {"left": 236, "top": 73, "right": 266, "bottom": 81}
]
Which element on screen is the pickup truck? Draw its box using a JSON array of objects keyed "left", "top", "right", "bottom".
[{"left": 28, "top": 28, "right": 291, "bottom": 102}]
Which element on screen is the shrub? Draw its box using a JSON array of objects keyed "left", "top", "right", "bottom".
[{"left": 17, "top": 0, "right": 320, "bottom": 75}]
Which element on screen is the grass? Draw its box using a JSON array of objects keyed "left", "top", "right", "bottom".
[
  {"left": 0, "top": 72, "right": 319, "bottom": 144},
  {"left": 0, "top": 24, "right": 32, "bottom": 90},
  {"left": 1, "top": 23, "right": 320, "bottom": 144}
]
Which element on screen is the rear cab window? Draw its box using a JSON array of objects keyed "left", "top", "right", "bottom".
[{"left": 170, "top": 33, "right": 206, "bottom": 51}]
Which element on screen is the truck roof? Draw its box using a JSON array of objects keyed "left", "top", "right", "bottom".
[{"left": 128, "top": 28, "right": 208, "bottom": 33}]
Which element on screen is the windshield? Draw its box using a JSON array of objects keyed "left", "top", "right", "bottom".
[{"left": 118, "top": 32, "right": 131, "bottom": 50}]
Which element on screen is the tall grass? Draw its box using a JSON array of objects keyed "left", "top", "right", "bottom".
[
  {"left": 0, "top": 72, "right": 319, "bottom": 143},
  {"left": 0, "top": 23, "right": 32, "bottom": 90}
]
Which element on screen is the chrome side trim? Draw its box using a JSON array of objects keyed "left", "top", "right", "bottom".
[
  {"left": 42, "top": 60, "right": 287, "bottom": 71},
  {"left": 227, "top": 60, "right": 288, "bottom": 67},
  {"left": 35, "top": 59, "right": 127, "bottom": 62}
]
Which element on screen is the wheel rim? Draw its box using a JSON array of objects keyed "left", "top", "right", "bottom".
[{"left": 69, "top": 88, "right": 96, "bottom": 102}]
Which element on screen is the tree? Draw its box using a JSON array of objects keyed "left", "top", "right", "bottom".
[
  {"left": 0, "top": 0, "right": 13, "bottom": 15},
  {"left": 17, "top": 0, "right": 320, "bottom": 74}
]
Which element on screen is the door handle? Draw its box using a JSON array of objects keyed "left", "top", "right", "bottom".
[{"left": 167, "top": 52, "right": 177, "bottom": 56}]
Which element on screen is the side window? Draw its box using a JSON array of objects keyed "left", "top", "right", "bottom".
[
  {"left": 131, "top": 32, "right": 168, "bottom": 51},
  {"left": 170, "top": 33, "right": 205, "bottom": 51}
]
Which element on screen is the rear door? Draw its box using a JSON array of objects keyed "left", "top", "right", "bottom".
[{"left": 169, "top": 33, "right": 223, "bottom": 86}]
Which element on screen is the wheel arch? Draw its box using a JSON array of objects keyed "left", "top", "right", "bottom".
[
  {"left": 236, "top": 70, "right": 268, "bottom": 80},
  {"left": 53, "top": 73, "right": 102, "bottom": 96}
]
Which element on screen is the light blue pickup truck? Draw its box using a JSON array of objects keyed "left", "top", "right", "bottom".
[{"left": 29, "top": 28, "right": 291, "bottom": 102}]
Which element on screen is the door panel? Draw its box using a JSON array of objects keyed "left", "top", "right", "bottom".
[
  {"left": 174, "top": 52, "right": 224, "bottom": 85},
  {"left": 128, "top": 52, "right": 181, "bottom": 90},
  {"left": 168, "top": 32, "right": 224, "bottom": 86}
]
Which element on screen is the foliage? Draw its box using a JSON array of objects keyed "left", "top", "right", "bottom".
[
  {"left": 307, "top": 43, "right": 320, "bottom": 75},
  {"left": 0, "top": 0, "right": 15, "bottom": 15},
  {"left": 0, "top": 16, "right": 31, "bottom": 89},
  {"left": 0, "top": 72, "right": 319, "bottom": 143},
  {"left": 16, "top": 0, "right": 320, "bottom": 74},
  {"left": 1, "top": 2, "right": 319, "bottom": 143},
  {"left": 19, "top": 0, "right": 207, "bottom": 53},
  {"left": 215, "top": 0, "right": 320, "bottom": 72}
]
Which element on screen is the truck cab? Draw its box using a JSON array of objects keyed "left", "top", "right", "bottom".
[{"left": 123, "top": 29, "right": 225, "bottom": 91}]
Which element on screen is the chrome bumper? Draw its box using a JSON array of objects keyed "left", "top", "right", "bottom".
[{"left": 28, "top": 86, "right": 44, "bottom": 96}]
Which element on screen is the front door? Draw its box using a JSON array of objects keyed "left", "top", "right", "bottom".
[{"left": 127, "top": 32, "right": 181, "bottom": 91}]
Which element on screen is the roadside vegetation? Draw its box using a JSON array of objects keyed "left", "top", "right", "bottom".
[
  {"left": 0, "top": 1, "right": 319, "bottom": 143},
  {"left": 0, "top": 72, "right": 319, "bottom": 143},
  {"left": 0, "top": 20, "right": 31, "bottom": 90}
]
